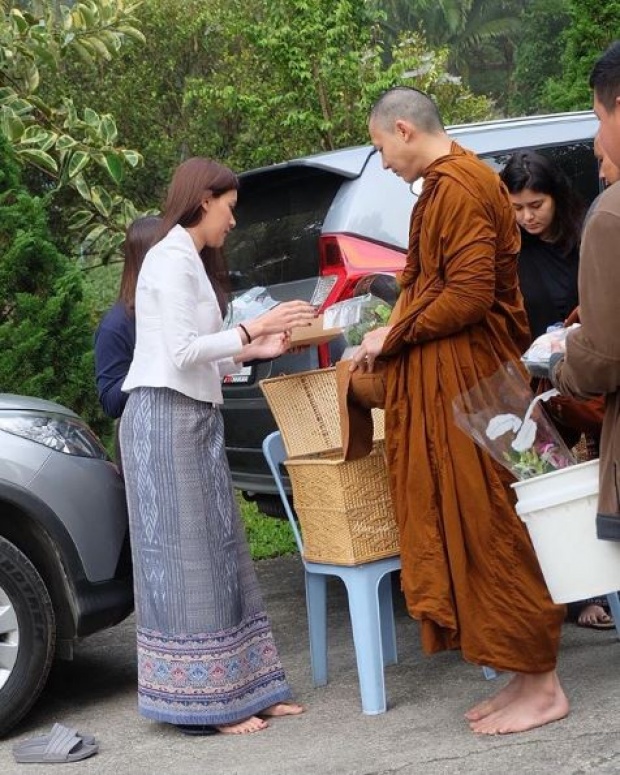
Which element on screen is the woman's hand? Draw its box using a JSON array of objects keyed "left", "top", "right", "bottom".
[
  {"left": 244, "top": 300, "right": 316, "bottom": 339},
  {"left": 349, "top": 326, "right": 391, "bottom": 372},
  {"left": 241, "top": 332, "right": 291, "bottom": 361}
]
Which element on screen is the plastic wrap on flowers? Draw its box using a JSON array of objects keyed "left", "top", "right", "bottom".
[
  {"left": 521, "top": 323, "right": 580, "bottom": 378},
  {"left": 223, "top": 286, "right": 278, "bottom": 329},
  {"left": 452, "top": 361, "right": 577, "bottom": 480}
]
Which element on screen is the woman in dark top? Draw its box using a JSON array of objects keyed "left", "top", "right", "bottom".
[
  {"left": 94, "top": 216, "right": 161, "bottom": 419},
  {"left": 94, "top": 216, "right": 161, "bottom": 475},
  {"left": 501, "top": 152, "right": 613, "bottom": 631},
  {"left": 500, "top": 151, "right": 583, "bottom": 339}
]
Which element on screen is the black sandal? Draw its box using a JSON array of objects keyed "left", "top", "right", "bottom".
[{"left": 175, "top": 724, "right": 218, "bottom": 736}]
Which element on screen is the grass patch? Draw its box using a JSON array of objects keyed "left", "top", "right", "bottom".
[{"left": 237, "top": 493, "right": 298, "bottom": 560}]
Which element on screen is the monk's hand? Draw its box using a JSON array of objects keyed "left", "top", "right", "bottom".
[
  {"left": 349, "top": 326, "right": 391, "bottom": 373},
  {"left": 564, "top": 306, "right": 580, "bottom": 327}
]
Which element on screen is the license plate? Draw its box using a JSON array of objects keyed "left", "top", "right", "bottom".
[{"left": 222, "top": 365, "right": 252, "bottom": 384}]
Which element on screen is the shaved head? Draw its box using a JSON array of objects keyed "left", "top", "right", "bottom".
[{"left": 370, "top": 87, "right": 444, "bottom": 134}]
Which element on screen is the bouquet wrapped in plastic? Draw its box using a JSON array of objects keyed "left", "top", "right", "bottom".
[
  {"left": 521, "top": 323, "right": 580, "bottom": 378},
  {"left": 323, "top": 294, "right": 392, "bottom": 346},
  {"left": 452, "top": 361, "right": 577, "bottom": 480},
  {"left": 223, "top": 286, "right": 278, "bottom": 329}
]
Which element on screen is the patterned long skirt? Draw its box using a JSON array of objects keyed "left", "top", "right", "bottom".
[{"left": 119, "top": 387, "right": 292, "bottom": 725}]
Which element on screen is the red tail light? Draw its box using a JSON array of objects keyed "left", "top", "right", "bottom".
[
  {"left": 315, "top": 234, "right": 406, "bottom": 366},
  {"left": 320, "top": 233, "right": 406, "bottom": 273}
]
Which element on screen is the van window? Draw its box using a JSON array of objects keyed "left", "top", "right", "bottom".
[
  {"left": 225, "top": 167, "right": 344, "bottom": 291},
  {"left": 484, "top": 141, "right": 599, "bottom": 207}
]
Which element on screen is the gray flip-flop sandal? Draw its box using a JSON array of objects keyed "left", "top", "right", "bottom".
[
  {"left": 15, "top": 723, "right": 96, "bottom": 748},
  {"left": 13, "top": 724, "right": 98, "bottom": 763}
]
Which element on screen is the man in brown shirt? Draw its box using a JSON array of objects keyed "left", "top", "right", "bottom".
[
  {"left": 551, "top": 44, "right": 620, "bottom": 545},
  {"left": 350, "top": 86, "right": 568, "bottom": 734}
]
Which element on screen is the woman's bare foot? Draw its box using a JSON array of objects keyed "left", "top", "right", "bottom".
[
  {"left": 469, "top": 670, "right": 569, "bottom": 735},
  {"left": 577, "top": 603, "right": 614, "bottom": 630},
  {"left": 465, "top": 674, "right": 522, "bottom": 721},
  {"left": 215, "top": 716, "right": 268, "bottom": 735},
  {"left": 260, "top": 702, "right": 304, "bottom": 718}
]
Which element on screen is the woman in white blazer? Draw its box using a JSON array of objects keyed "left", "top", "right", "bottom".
[{"left": 120, "top": 157, "right": 315, "bottom": 735}]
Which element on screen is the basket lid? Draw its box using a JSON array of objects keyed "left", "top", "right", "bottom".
[{"left": 260, "top": 367, "right": 384, "bottom": 457}]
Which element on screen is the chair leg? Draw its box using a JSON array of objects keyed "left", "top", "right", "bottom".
[
  {"left": 378, "top": 572, "right": 398, "bottom": 667},
  {"left": 343, "top": 572, "right": 387, "bottom": 715},
  {"left": 305, "top": 572, "right": 328, "bottom": 686},
  {"left": 606, "top": 591, "right": 620, "bottom": 638}
]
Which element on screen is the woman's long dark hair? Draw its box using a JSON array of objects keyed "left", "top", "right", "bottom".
[
  {"left": 500, "top": 151, "right": 585, "bottom": 256},
  {"left": 159, "top": 157, "right": 239, "bottom": 317},
  {"left": 119, "top": 215, "right": 162, "bottom": 312}
]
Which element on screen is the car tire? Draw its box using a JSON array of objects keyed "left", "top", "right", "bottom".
[{"left": 0, "top": 536, "right": 56, "bottom": 737}]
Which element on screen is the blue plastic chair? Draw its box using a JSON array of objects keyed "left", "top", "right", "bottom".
[
  {"left": 605, "top": 591, "right": 620, "bottom": 637},
  {"left": 263, "top": 430, "right": 400, "bottom": 714}
]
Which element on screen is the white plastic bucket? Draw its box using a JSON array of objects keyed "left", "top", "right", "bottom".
[{"left": 512, "top": 459, "right": 620, "bottom": 603}]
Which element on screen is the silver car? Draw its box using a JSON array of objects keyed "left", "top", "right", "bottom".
[
  {"left": 0, "top": 394, "right": 132, "bottom": 736},
  {"left": 221, "top": 110, "right": 601, "bottom": 518}
]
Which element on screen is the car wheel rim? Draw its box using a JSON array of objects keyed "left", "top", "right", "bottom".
[{"left": 0, "top": 586, "right": 19, "bottom": 690}]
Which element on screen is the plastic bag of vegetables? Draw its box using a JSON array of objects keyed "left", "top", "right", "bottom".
[{"left": 323, "top": 294, "right": 393, "bottom": 346}]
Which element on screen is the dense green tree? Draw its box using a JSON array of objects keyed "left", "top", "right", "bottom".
[
  {"left": 0, "top": 0, "right": 144, "bottom": 263},
  {"left": 0, "top": 132, "right": 105, "bottom": 433},
  {"left": 541, "top": 0, "right": 620, "bottom": 111},
  {"left": 373, "top": 0, "right": 526, "bottom": 106},
  {"left": 184, "top": 1, "right": 494, "bottom": 170},
  {"left": 508, "top": 0, "right": 570, "bottom": 115},
  {"left": 377, "top": 0, "right": 521, "bottom": 70},
  {"left": 49, "top": 0, "right": 216, "bottom": 212},
  {"left": 52, "top": 0, "right": 493, "bottom": 201}
]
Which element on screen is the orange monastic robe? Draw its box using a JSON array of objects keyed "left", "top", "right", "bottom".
[{"left": 382, "top": 143, "right": 565, "bottom": 673}]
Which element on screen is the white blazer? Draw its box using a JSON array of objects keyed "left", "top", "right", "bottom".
[{"left": 122, "top": 225, "right": 243, "bottom": 404}]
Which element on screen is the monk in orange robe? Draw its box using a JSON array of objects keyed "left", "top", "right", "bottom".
[{"left": 350, "top": 87, "right": 568, "bottom": 735}]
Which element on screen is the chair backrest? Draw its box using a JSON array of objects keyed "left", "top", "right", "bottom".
[{"left": 262, "top": 431, "right": 304, "bottom": 554}]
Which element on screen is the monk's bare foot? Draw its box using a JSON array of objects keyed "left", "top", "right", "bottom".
[
  {"left": 470, "top": 671, "right": 569, "bottom": 735},
  {"left": 465, "top": 674, "right": 522, "bottom": 721},
  {"left": 260, "top": 702, "right": 304, "bottom": 717},
  {"left": 215, "top": 716, "right": 268, "bottom": 735}
]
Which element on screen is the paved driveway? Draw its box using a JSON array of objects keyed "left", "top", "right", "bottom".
[{"left": 2, "top": 555, "right": 620, "bottom": 775}]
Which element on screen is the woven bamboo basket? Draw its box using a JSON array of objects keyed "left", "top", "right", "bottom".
[
  {"left": 260, "top": 367, "right": 384, "bottom": 457},
  {"left": 260, "top": 368, "right": 399, "bottom": 565},
  {"left": 285, "top": 443, "right": 399, "bottom": 564}
]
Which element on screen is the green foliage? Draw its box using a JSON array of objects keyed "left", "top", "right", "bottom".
[
  {"left": 237, "top": 494, "right": 298, "bottom": 560},
  {"left": 82, "top": 259, "right": 123, "bottom": 321},
  {"left": 47, "top": 0, "right": 494, "bottom": 215},
  {"left": 0, "top": 133, "right": 106, "bottom": 435},
  {"left": 0, "top": 0, "right": 145, "bottom": 264},
  {"left": 541, "top": 0, "right": 620, "bottom": 112},
  {"left": 184, "top": 1, "right": 494, "bottom": 170},
  {"left": 49, "top": 0, "right": 218, "bottom": 211},
  {"left": 376, "top": 0, "right": 522, "bottom": 70},
  {"left": 373, "top": 0, "right": 527, "bottom": 108},
  {"left": 389, "top": 36, "right": 494, "bottom": 127},
  {"left": 508, "top": 0, "right": 570, "bottom": 115}
]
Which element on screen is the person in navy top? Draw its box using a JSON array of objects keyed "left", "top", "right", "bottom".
[
  {"left": 95, "top": 216, "right": 161, "bottom": 474},
  {"left": 94, "top": 216, "right": 161, "bottom": 419}
]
